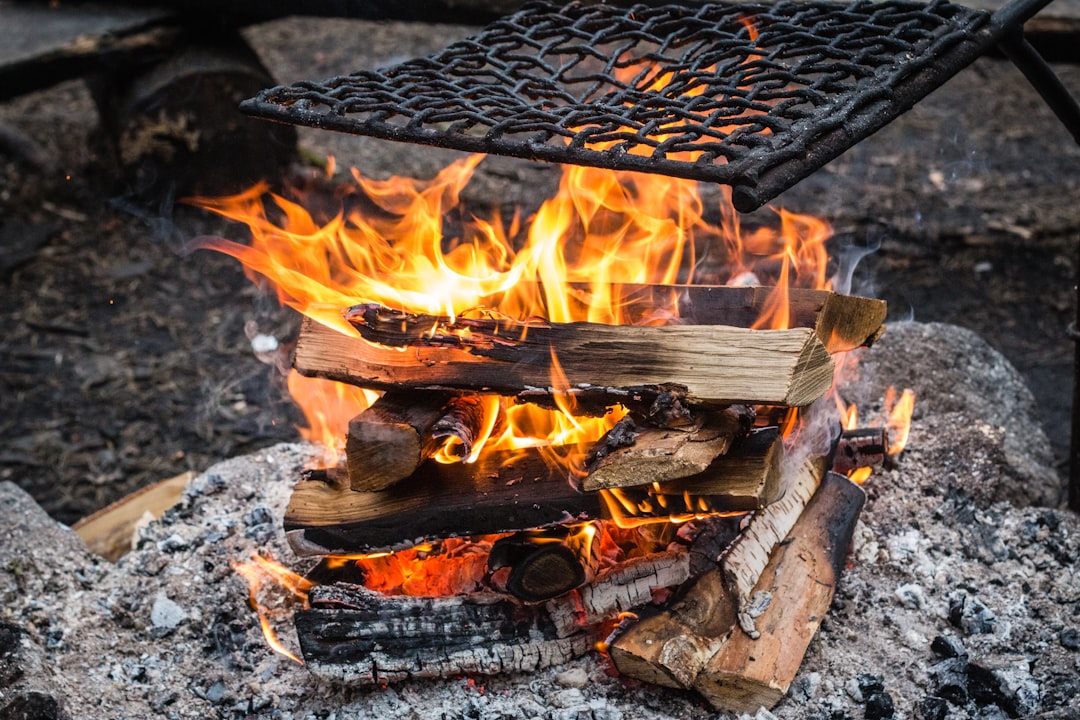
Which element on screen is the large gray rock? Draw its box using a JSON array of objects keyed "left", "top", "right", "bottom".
[{"left": 838, "top": 321, "right": 1063, "bottom": 507}]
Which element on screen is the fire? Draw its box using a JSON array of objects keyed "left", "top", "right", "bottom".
[
  {"left": 834, "top": 386, "right": 917, "bottom": 484},
  {"left": 233, "top": 554, "right": 313, "bottom": 664},
  {"left": 190, "top": 157, "right": 835, "bottom": 460}
]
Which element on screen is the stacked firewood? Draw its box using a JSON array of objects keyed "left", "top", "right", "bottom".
[{"left": 284, "top": 285, "right": 887, "bottom": 712}]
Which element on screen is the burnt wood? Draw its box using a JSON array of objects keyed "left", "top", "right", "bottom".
[
  {"left": 296, "top": 583, "right": 591, "bottom": 683},
  {"left": 286, "top": 447, "right": 770, "bottom": 555},
  {"left": 296, "top": 548, "right": 691, "bottom": 683},
  {"left": 285, "top": 450, "right": 600, "bottom": 556},
  {"left": 831, "top": 426, "right": 889, "bottom": 475}
]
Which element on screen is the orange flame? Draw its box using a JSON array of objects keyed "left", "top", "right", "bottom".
[
  {"left": 885, "top": 387, "right": 916, "bottom": 454},
  {"left": 191, "top": 157, "right": 835, "bottom": 461},
  {"left": 233, "top": 554, "right": 313, "bottom": 664}
]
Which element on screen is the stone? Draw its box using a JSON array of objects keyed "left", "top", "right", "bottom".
[{"left": 150, "top": 594, "right": 186, "bottom": 630}]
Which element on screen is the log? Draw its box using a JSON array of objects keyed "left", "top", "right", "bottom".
[
  {"left": 488, "top": 529, "right": 598, "bottom": 603},
  {"left": 293, "top": 298, "right": 843, "bottom": 408},
  {"left": 693, "top": 472, "right": 866, "bottom": 712},
  {"left": 345, "top": 391, "right": 490, "bottom": 491},
  {"left": 831, "top": 426, "right": 889, "bottom": 475},
  {"left": 546, "top": 550, "right": 692, "bottom": 638},
  {"left": 608, "top": 569, "right": 736, "bottom": 689},
  {"left": 296, "top": 547, "right": 693, "bottom": 683},
  {"left": 296, "top": 583, "right": 593, "bottom": 684},
  {"left": 285, "top": 449, "right": 767, "bottom": 555},
  {"left": 284, "top": 452, "right": 601, "bottom": 556},
  {"left": 582, "top": 406, "right": 752, "bottom": 491},
  {"left": 609, "top": 471, "right": 864, "bottom": 709},
  {"left": 585, "top": 425, "right": 784, "bottom": 513},
  {"left": 72, "top": 471, "right": 194, "bottom": 562}
]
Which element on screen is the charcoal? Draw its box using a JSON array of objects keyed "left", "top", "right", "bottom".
[
  {"left": 917, "top": 697, "right": 949, "bottom": 720},
  {"left": 931, "top": 635, "right": 967, "bottom": 660},
  {"left": 927, "top": 658, "right": 969, "bottom": 705},
  {"left": 967, "top": 655, "right": 1040, "bottom": 717}
]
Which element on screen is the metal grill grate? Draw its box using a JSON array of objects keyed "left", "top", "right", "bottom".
[{"left": 241, "top": 0, "right": 1015, "bottom": 210}]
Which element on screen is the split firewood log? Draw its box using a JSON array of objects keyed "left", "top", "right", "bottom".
[
  {"left": 582, "top": 405, "right": 753, "bottom": 491},
  {"left": 611, "top": 471, "right": 864, "bottom": 713},
  {"left": 693, "top": 472, "right": 866, "bottom": 712},
  {"left": 345, "top": 390, "right": 494, "bottom": 491}
]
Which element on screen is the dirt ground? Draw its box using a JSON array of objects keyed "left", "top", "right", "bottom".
[{"left": 1, "top": 16, "right": 1078, "bottom": 525}]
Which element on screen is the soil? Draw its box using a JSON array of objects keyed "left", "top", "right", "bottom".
[{"left": 1, "top": 16, "right": 1079, "bottom": 526}]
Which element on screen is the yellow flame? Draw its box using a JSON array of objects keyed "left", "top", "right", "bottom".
[{"left": 232, "top": 555, "right": 313, "bottom": 665}]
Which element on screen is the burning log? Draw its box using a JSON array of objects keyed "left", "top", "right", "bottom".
[
  {"left": 581, "top": 406, "right": 752, "bottom": 491},
  {"left": 546, "top": 550, "right": 692, "bottom": 638},
  {"left": 296, "top": 547, "right": 693, "bottom": 683},
  {"left": 296, "top": 308, "right": 833, "bottom": 407},
  {"left": 295, "top": 583, "right": 594, "bottom": 684},
  {"left": 285, "top": 446, "right": 766, "bottom": 556},
  {"left": 610, "top": 472, "right": 865, "bottom": 713},
  {"left": 586, "top": 425, "right": 784, "bottom": 512},
  {"left": 285, "top": 451, "right": 601, "bottom": 556},
  {"left": 488, "top": 529, "right": 597, "bottom": 603},
  {"left": 832, "top": 426, "right": 889, "bottom": 475},
  {"left": 345, "top": 391, "right": 492, "bottom": 491},
  {"left": 294, "top": 299, "right": 857, "bottom": 409}
]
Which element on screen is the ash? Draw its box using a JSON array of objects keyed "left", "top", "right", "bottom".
[{"left": 1, "top": 323, "right": 1077, "bottom": 720}]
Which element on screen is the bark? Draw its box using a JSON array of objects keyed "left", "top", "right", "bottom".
[{"left": 719, "top": 454, "right": 827, "bottom": 633}]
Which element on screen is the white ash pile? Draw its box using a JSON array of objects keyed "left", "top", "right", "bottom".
[{"left": 1, "top": 321, "right": 1078, "bottom": 720}]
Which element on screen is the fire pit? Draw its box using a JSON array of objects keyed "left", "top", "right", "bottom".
[{"left": 2, "top": 0, "right": 1080, "bottom": 716}]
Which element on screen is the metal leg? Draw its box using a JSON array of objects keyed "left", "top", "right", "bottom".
[
  {"left": 1072, "top": 248, "right": 1080, "bottom": 511},
  {"left": 997, "top": 31, "right": 1080, "bottom": 146}
]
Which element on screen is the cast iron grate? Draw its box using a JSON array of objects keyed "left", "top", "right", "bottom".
[{"left": 240, "top": 0, "right": 1049, "bottom": 211}]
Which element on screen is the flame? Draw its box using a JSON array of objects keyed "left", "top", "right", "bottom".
[
  {"left": 233, "top": 555, "right": 313, "bottom": 664},
  {"left": 286, "top": 370, "right": 379, "bottom": 464},
  {"left": 832, "top": 386, "right": 916, "bottom": 483},
  {"left": 191, "top": 157, "right": 834, "bottom": 463},
  {"left": 885, "top": 387, "right": 916, "bottom": 454}
]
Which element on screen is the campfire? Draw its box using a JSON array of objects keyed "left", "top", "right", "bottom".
[{"left": 190, "top": 151, "right": 914, "bottom": 712}]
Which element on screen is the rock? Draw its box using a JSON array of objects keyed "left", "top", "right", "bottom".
[
  {"left": 838, "top": 322, "right": 1062, "bottom": 506},
  {"left": 1059, "top": 629, "right": 1079, "bottom": 651},
  {"left": 150, "top": 594, "right": 186, "bottom": 631}
]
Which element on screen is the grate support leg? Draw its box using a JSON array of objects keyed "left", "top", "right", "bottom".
[{"left": 997, "top": 31, "right": 1080, "bottom": 146}]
